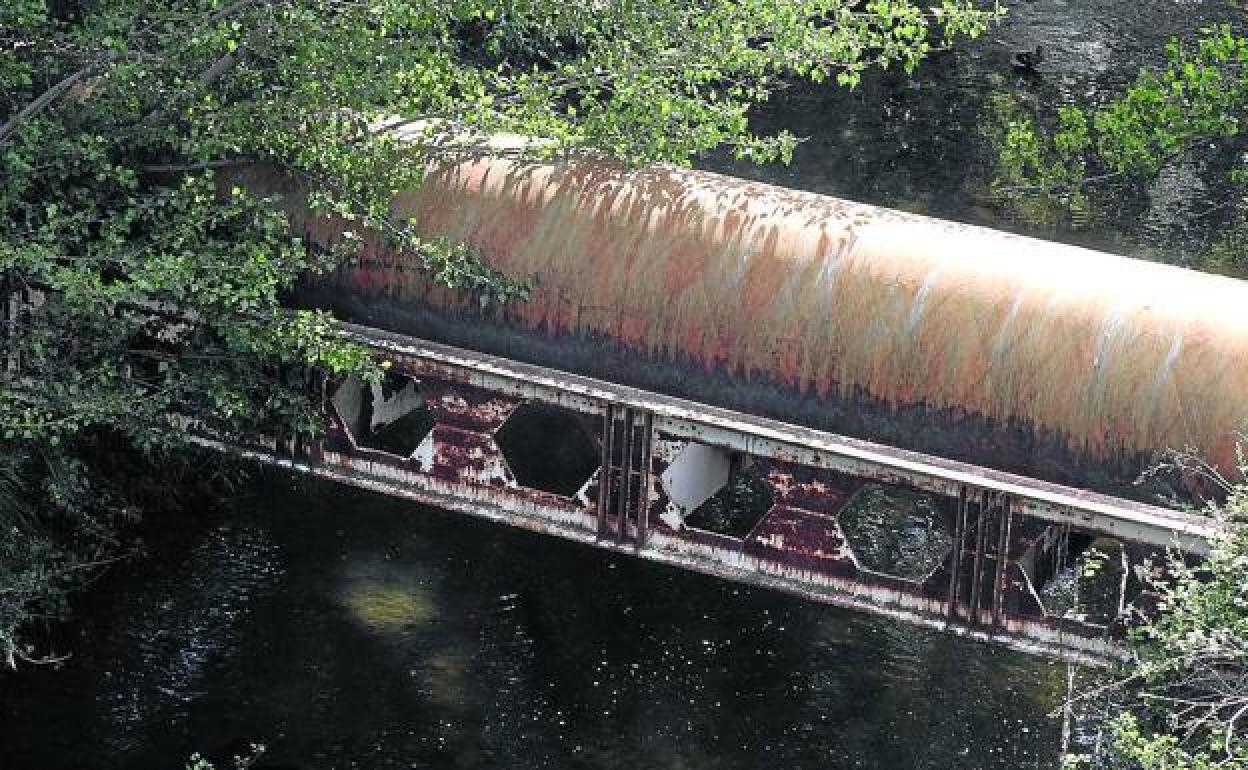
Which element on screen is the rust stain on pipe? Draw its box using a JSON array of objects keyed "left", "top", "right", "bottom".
[{"left": 248, "top": 156, "right": 1248, "bottom": 486}]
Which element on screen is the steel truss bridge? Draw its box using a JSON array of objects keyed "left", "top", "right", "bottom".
[{"left": 196, "top": 321, "right": 1217, "bottom": 666}]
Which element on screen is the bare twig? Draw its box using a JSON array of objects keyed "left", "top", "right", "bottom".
[
  {"left": 994, "top": 169, "right": 1126, "bottom": 196},
  {"left": 209, "top": 0, "right": 264, "bottom": 24}
]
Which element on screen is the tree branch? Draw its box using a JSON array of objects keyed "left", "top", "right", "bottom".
[
  {"left": 198, "top": 45, "right": 246, "bottom": 89},
  {"left": 208, "top": 0, "right": 263, "bottom": 24},
  {"left": 0, "top": 59, "right": 110, "bottom": 145},
  {"left": 138, "top": 157, "right": 253, "bottom": 173}
]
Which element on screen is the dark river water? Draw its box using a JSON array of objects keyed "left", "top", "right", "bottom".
[
  {"left": 2, "top": 475, "right": 1069, "bottom": 769},
  {"left": 2, "top": 0, "right": 1238, "bottom": 767}
]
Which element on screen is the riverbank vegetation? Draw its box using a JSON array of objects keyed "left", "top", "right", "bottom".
[
  {"left": 990, "top": 21, "right": 1248, "bottom": 276},
  {"left": 989, "top": 14, "right": 1248, "bottom": 766},
  {"left": 1078, "top": 500, "right": 1248, "bottom": 768}
]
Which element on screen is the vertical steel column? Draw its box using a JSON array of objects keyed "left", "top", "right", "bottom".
[
  {"left": 597, "top": 404, "right": 616, "bottom": 538},
  {"left": 1, "top": 272, "right": 9, "bottom": 379},
  {"left": 969, "top": 489, "right": 990, "bottom": 624},
  {"left": 2, "top": 272, "right": 18, "bottom": 379},
  {"left": 271, "top": 363, "right": 296, "bottom": 457},
  {"left": 596, "top": 404, "right": 653, "bottom": 545},
  {"left": 947, "top": 485, "right": 968, "bottom": 619},
  {"left": 304, "top": 368, "right": 326, "bottom": 463},
  {"left": 634, "top": 411, "right": 653, "bottom": 545},
  {"left": 616, "top": 407, "right": 635, "bottom": 544},
  {"left": 991, "top": 494, "right": 1013, "bottom": 628}
]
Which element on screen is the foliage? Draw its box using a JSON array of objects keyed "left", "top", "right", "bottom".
[
  {"left": 1067, "top": 485, "right": 1248, "bottom": 769},
  {"left": 987, "top": 93, "right": 1094, "bottom": 224},
  {"left": 992, "top": 23, "right": 1248, "bottom": 187},
  {"left": 0, "top": 449, "right": 109, "bottom": 668},
  {"left": 0, "top": 1, "right": 1002, "bottom": 665},
  {"left": 991, "top": 18, "right": 1248, "bottom": 764},
  {"left": 1109, "top": 512, "right": 1248, "bottom": 768},
  {"left": 988, "top": 22, "right": 1248, "bottom": 272}
]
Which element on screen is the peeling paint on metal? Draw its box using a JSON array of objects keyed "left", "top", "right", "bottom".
[{"left": 420, "top": 379, "right": 520, "bottom": 433}]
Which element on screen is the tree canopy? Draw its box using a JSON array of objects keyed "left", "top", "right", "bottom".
[{"left": 0, "top": 0, "right": 1002, "bottom": 666}]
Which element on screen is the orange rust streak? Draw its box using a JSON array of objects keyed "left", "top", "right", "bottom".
[{"left": 242, "top": 157, "right": 1248, "bottom": 480}]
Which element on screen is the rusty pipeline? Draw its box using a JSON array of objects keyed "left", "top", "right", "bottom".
[{"left": 236, "top": 154, "right": 1248, "bottom": 497}]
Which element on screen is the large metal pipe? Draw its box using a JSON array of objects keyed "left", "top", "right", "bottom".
[{"left": 263, "top": 156, "right": 1248, "bottom": 497}]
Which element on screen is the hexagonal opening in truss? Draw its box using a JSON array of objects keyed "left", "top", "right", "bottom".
[
  {"left": 1034, "top": 535, "right": 1146, "bottom": 627},
  {"left": 495, "top": 402, "right": 600, "bottom": 497},
  {"left": 330, "top": 371, "right": 436, "bottom": 458},
  {"left": 837, "top": 483, "right": 954, "bottom": 582},
  {"left": 681, "top": 455, "right": 774, "bottom": 539}
]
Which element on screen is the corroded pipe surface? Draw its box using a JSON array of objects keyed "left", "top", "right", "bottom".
[{"left": 267, "top": 157, "right": 1248, "bottom": 496}]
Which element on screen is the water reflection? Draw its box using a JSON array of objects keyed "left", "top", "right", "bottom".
[
  {"left": 338, "top": 558, "right": 438, "bottom": 635},
  {"left": 838, "top": 485, "right": 953, "bottom": 581},
  {"left": 92, "top": 524, "right": 281, "bottom": 749}
]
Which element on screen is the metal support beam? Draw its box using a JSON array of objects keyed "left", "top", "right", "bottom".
[
  {"left": 991, "top": 498, "right": 1013, "bottom": 628},
  {"left": 338, "top": 324, "right": 1216, "bottom": 553},
  {"left": 10, "top": 285, "right": 1218, "bottom": 665},
  {"left": 598, "top": 405, "right": 654, "bottom": 545},
  {"left": 167, "top": 326, "right": 1224, "bottom": 665}
]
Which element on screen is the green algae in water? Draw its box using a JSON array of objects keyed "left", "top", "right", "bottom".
[
  {"left": 342, "top": 584, "right": 435, "bottom": 632},
  {"left": 338, "top": 559, "right": 438, "bottom": 633}
]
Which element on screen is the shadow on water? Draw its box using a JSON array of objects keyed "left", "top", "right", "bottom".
[{"left": 0, "top": 472, "right": 1067, "bottom": 769}]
